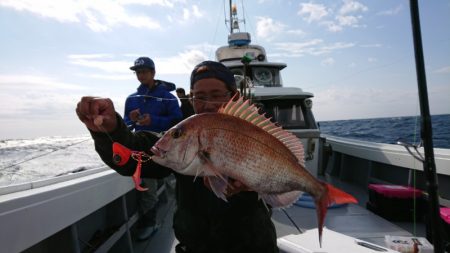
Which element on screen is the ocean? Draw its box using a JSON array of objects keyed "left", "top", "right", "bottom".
[
  {"left": 318, "top": 114, "right": 450, "bottom": 149},
  {"left": 1, "top": 114, "right": 449, "bottom": 187}
]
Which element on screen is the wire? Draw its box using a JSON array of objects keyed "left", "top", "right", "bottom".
[
  {"left": 209, "top": 2, "right": 223, "bottom": 60},
  {"left": 281, "top": 208, "right": 304, "bottom": 234}
]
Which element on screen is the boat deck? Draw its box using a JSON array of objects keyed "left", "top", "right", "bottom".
[{"left": 133, "top": 176, "right": 425, "bottom": 253}]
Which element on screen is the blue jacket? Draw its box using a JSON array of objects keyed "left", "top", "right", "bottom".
[{"left": 124, "top": 80, "right": 182, "bottom": 133}]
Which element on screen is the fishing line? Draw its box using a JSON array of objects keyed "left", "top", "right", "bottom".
[
  {"left": 223, "top": 0, "right": 230, "bottom": 31},
  {"left": 96, "top": 121, "right": 115, "bottom": 143},
  {"left": 1, "top": 138, "right": 92, "bottom": 171},
  {"left": 281, "top": 208, "right": 304, "bottom": 234},
  {"left": 398, "top": 100, "right": 421, "bottom": 236},
  {"left": 208, "top": 1, "right": 222, "bottom": 60},
  {"left": 129, "top": 94, "right": 294, "bottom": 104},
  {"left": 410, "top": 104, "right": 421, "bottom": 236}
]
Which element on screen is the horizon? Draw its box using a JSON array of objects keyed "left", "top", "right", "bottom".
[
  {"left": 2, "top": 113, "right": 449, "bottom": 141},
  {"left": 1, "top": 0, "right": 449, "bottom": 139}
]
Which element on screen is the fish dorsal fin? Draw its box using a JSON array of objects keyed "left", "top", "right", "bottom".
[{"left": 219, "top": 95, "right": 304, "bottom": 166}]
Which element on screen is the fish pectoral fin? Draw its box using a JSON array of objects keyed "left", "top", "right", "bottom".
[
  {"left": 261, "top": 191, "right": 303, "bottom": 208},
  {"left": 198, "top": 150, "right": 228, "bottom": 183},
  {"left": 205, "top": 176, "right": 229, "bottom": 202},
  {"left": 197, "top": 150, "right": 230, "bottom": 202}
]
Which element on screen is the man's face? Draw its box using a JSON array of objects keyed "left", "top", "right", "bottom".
[
  {"left": 135, "top": 68, "right": 155, "bottom": 85},
  {"left": 191, "top": 78, "right": 233, "bottom": 114}
]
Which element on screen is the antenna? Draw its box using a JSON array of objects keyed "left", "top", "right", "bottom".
[{"left": 226, "top": 0, "right": 245, "bottom": 34}]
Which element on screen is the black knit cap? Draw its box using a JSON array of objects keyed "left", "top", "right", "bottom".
[{"left": 190, "top": 61, "right": 237, "bottom": 91}]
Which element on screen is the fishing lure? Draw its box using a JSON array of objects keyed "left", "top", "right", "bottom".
[{"left": 112, "top": 142, "right": 152, "bottom": 191}]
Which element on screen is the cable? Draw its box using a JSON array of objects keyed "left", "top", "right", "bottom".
[{"left": 281, "top": 208, "right": 304, "bottom": 234}]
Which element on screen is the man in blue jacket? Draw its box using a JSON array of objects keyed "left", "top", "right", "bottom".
[
  {"left": 125, "top": 57, "right": 182, "bottom": 240},
  {"left": 125, "top": 56, "right": 182, "bottom": 132}
]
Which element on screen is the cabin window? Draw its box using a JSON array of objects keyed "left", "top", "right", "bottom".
[
  {"left": 259, "top": 100, "right": 308, "bottom": 129},
  {"left": 230, "top": 68, "right": 244, "bottom": 76}
]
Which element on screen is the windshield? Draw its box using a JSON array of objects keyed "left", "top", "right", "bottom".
[{"left": 257, "top": 100, "right": 310, "bottom": 129}]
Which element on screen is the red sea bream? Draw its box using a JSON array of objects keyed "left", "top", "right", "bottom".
[{"left": 151, "top": 96, "right": 357, "bottom": 245}]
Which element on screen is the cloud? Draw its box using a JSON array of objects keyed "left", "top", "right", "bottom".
[
  {"left": 255, "top": 16, "right": 286, "bottom": 41},
  {"left": 274, "top": 40, "right": 354, "bottom": 57},
  {"left": 321, "top": 57, "right": 335, "bottom": 66},
  {"left": 117, "top": 0, "right": 177, "bottom": 8},
  {"left": 0, "top": 74, "right": 85, "bottom": 90},
  {"left": 68, "top": 54, "right": 131, "bottom": 74},
  {"left": 0, "top": 74, "right": 93, "bottom": 120},
  {"left": 336, "top": 15, "right": 360, "bottom": 27},
  {"left": 297, "top": 1, "right": 368, "bottom": 33},
  {"left": 434, "top": 66, "right": 450, "bottom": 74},
  {"left": 156, "top": 49, "right": 207, "bottom": 75},
  {"left": 286, "top": 29, "right": 306, "bottom": 36},
  {"left": 181, "top": 5, "right": 203, "bottom": 21},
  {"left": 274, "top": 39, "right": 323, "bottom": 56},
  {"left": 313, "top": 86, "right": 419, "bottom": 120},
  {"left": 167, "top": 4, "right": 204, "bottom": 24},
  {"left": 254, "top": 16, "right": 305, "bottom": 41},
  {"left": 68, "top": 49, "right": 208, "bottom": 78},
  {"left": 80, "top": 74, "right": 134, "bottom": 81},
  {"left": 298, "top": 3, "right": 329, "bottom": 23},
  {"left": 321, "top": 21, "right": 343, "bottom": 32},
  {"left": 339, "top": 0, "right": 368, "bottom": 15},
  {"left": 0, "top": 0, "right": 80, "bottom": 23},
  {"left": 377, "top": 4, "right": 403, "bottom": 16},
  {"left": 322, "top": 42, "right": 356, "bottom": 51},
  {"left": 360, "top": 44, "right": 382, "bottom": 48},
  {"left": 0, "top": 0, "right": 165, "bottom": 32}
]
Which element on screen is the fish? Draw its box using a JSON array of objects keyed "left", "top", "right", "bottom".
[{"left": 150, "top": 95, "right": 357, "bottom": 245}]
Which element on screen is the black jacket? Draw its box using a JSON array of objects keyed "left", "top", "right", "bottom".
[{"left": 91, "top": 114, "right": 279, "bottom": 253}]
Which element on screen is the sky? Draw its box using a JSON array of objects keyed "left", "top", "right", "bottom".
[{"left": 0, "top": 0, "right": 449, "bottom": 139}]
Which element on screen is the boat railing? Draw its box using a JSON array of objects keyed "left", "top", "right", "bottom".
[
  {"left": 0, "top": 167, "right": 169, "bottom": 253},
  {"left": 0, "top": 166, "right": 110, "bottom": 195},
  {"left": 319, "top": 134, "right": 450, "bottom": 203}
]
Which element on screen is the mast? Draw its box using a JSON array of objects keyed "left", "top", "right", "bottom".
[
  {"left": 408, "top": 1, "right": 445, "bottom": 252},
  {"left": 229, "top": 0, "right": 232, "bottom": 34}
]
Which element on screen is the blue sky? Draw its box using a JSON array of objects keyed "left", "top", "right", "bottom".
[{"left": 0, "top": 0, "right": 449, "bottom": 139}]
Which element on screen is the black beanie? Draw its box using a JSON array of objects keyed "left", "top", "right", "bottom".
[{"left": 190, "top": 61, "right": 237, "bottom": 91}]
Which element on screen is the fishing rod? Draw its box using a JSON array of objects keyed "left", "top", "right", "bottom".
[{"left": 408, "top": 1, "right": 445, "bottom": 252}]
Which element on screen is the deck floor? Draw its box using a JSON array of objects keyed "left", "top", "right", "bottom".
[{"left": 132, "top": 176, "right": 426, "bottom": 253}]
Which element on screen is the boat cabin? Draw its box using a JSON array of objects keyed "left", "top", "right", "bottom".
[
  {"left": 216, "top": 32, "right": 286, "bottom": 87},
  {"left": 215, "top": 32, "right": 320, "bottom": 175}
]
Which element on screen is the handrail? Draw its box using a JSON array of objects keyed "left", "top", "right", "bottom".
[
  {"left": 323, "top": 135, "right": 450, "bottom": 176},
  {"left": 0, "top": 166, "right": 110, "bottom": 195}
]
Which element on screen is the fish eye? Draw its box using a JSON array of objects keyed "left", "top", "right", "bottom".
[{"left": 171, "top": 128, "right": 182, "bottom": 139}]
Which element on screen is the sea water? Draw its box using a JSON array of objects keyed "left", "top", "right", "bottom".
[
  {"left": 0, "top": 114, "right": 449, "bottom": 186},
  {"left": 319, "top": 114, "right": 450, "bottom": 149}
]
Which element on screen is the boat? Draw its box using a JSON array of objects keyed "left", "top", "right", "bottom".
[
  {"left": 216, "top": 3, "right": 320, "bottom": 177},
  {"left": 1, "top": 1, "right": 449, "bottom": 253}
]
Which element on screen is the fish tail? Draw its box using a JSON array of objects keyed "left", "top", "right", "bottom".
[
  {"left": 325, "top": 183, "right": 358, "bottom": 205},
  {"left": 315, "top": 183, "right": 358, "bottom": 247}
]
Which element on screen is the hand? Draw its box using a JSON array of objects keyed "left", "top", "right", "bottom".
[
  {"left": 203, "top": 177, "right": 250, "bottom": 198},
  {"left": 129, "top": 109, "right": 141, "bottom": 122},
  {"left": 136, "top": 113, "right": 151, "bottom": 126},
  {"left": 226, "top": 178, "right": 251, "bottom": 196},
  {"left": 76, "top": 96, "right": 117, "bottom": 133}
]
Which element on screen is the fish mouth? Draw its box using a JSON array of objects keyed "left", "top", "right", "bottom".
[{"left": 151, "top": 146, "right": 166, "bottom": 158}]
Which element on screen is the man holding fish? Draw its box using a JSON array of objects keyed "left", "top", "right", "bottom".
[{"left": 76, "top": 61, "right": 356, "bottom": 253}]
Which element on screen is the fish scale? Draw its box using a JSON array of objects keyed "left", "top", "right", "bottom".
[{"left": 198, "top": 118, "right": 305, "bottom": 192}]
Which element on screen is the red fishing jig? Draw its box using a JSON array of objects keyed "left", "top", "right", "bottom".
[{"left": 112, "top": 142, "right": 152, "bottom": 191}]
